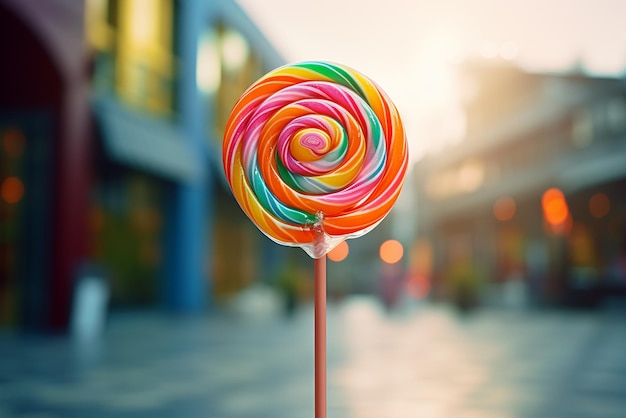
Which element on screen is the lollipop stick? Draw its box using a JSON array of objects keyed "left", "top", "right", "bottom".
[{"left": 314, "top": 255, "right": 327, "bottom": 418}]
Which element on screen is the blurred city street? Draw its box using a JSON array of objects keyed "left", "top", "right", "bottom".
[
  {"left": 2, "top": 296, "right": 626, "bottom": 418},
  {"left": 3, "top": 0, "right": 626, "bottom": 417}
]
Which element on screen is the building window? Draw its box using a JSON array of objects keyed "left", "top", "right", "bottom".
[
  {"left": 197, "top": 24, "right": 263, "bottom": 145},
  {"left": 90, "top": 173, "right": 165, "bottom": 305},
  {"left": 571, "top": 108, "right": 594, "bottom": 148},
  {"left": 606, "top": 97, "right": 626, "bottom": 134},
  {"left": 86, "top": 0, "right": 177, "bottom": 117}
]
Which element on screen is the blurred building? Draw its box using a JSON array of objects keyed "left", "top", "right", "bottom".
[
  {"left": 0, "top": 0, "right": 90, "bottom": 331},
  {"left": 414, "top": 62, "right": 626, "bottom": 307},
  {"left": 0, "top": 0, "right": 284, "bottom": 332}
]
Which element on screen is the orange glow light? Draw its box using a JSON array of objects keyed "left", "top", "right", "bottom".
[
  {"left": 328, "top": 241, "right": 349, "bottom": 262},
  {"left": 380, "top": 240, "right": 404, "bottom": 264},
  {"left": 89, "top": 207, "right": 105, "bottom": 232},
  {"left": 406, "top": 274, "right": 431, "bottom": 299},
  {"left": 542, "top": 188, "right": 569, "bottom": 225},
  {"left": 1, "top": 177, "right": 24, "bottom": 204},
  {"left": 493, "top": 196, "right": 516, "bottom": 221},
  {"left": 2, "top": 129, "right": 25, "bottom": 159},
  {"left": 542, "top": 187, "right": 564, "bottom": 207},
  {"left": 589, "top": 193, "right": 610, "bottom": 219}
]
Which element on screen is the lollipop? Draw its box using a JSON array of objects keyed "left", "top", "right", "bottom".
[
  {"left": 223, "top": 61, "right": 408, "bottom": 258},
  {"left": 222, "top": 61, "right": 408, "bottom": 418}
]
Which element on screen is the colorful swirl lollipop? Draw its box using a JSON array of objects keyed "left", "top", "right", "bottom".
[{"left": 223, "top": 61, "right": 408, "bottom": 258}]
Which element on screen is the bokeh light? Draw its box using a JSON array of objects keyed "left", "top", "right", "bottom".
[
  {"left": 221, "top": 29, "right": 250, "bottom": 71},
  {"left": 2, "top": 128, "right": 25, "bottom": 159},
  {"left": 379, "top": 240, "right": 404, "bottom": 264},
  {"left": 458, "top": 159, "right": 485, "bottom": 192},
  {"left": 542, "top": 188, "right": 569, "bottom": 226},
  {"left": 328, "top": 241, "right": 349, "bottom": 262},
  {"left": 406, "top": 274, "right": 430, "bottom": 299},
  {"left": 479, "top": 40, "right": 498, "bottom": 59},
  {"left": 197, "top": 31, "right": 221, "bottom": 94},
  {"left": 499, "top": 41, "right": 519, "bottom": 60},
  {"left": 1, "top": 177, "right": 24, "bottom": 204},
  {"left": 493, "top": 196, "right": 516, "bottom": 221},
  {"left": 589, "top": 193, "right": 610, "bottom": 219}
]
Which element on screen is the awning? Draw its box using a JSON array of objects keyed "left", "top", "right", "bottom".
[
  {"left": 93, "top": 96, "right": 202, "bottom": 182},
  {"left": 558, "top": 140, "right": 626, "bottom": 192}
]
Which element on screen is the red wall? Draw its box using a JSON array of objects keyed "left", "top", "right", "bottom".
[{"left": 0, "top": 0, "right": 92, "bottom": 332}]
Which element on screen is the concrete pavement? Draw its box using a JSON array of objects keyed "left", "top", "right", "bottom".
[{"left": 1, "top": 296, "right": 626, "bottom": 417}]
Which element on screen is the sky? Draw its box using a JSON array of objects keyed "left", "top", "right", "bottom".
[{"left": 236, "top": 0, "right": 626, "bottom": 163}]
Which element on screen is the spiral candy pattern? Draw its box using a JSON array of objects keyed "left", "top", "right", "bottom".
[{"left": 223, "top": 61, "right": 408, "bottom": 258}]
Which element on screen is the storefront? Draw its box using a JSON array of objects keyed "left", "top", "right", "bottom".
[
  {"left": 1, "top": 0, "right": 288, "bottom": 331},
  {"left": 0, "top": 0, "right": 91, "bottom": 331},
  {"left": 196, "top": 7, "right": 285, "bottom": 299},
  {"left": 0, "top": 117, "right": 54, "bottom": 327}
]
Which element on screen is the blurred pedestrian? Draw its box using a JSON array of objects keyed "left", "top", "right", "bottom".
[
  {"left": 377, "top": 263, "right": 406, "bottom": 311},
  {"left": 276, "top": 258, "right": 301, "bottom": 316},
  {"left": 447, "top": 259, "right": 485, "bottom": 312}
]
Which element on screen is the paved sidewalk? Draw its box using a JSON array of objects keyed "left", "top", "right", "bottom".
[{"left": 1, "top": 297, "right": 626, "bottom": 417}]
